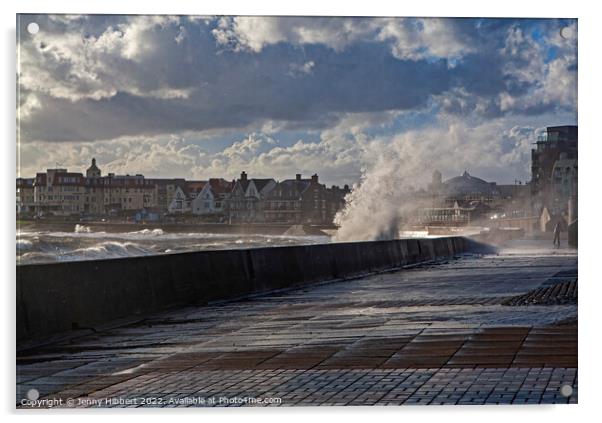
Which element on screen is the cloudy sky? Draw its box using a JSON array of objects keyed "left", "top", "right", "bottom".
[{"left": 17, "top": 15, "right": 577, "bottom": 186}]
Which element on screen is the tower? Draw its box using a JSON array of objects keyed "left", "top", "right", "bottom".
[{"left": 86, "top": 158, "right": 101, "bottom": 178}]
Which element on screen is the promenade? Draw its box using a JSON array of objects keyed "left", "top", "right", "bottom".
[{"left": 17, "top": 239, "right": 577, "bottom": 407}]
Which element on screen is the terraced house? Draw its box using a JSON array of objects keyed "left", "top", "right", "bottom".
[
  {"left": 32, "top": 169, "right": 86, "bottom": 215},
  {"left": 264, "top": 173, "right": 348, "bottom": 225},
  {"left": 228, "top": 171, "right": 276, "bottom": 223},
  {"left": 17, "top": 160, "right": 348, "bottom": 224}
]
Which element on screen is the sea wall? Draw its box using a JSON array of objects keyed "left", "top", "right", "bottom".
[{"left": 17, "top": 236, "right": 479, "bottom": 342}]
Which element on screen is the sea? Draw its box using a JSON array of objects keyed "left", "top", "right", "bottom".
[{"left": 16, "top": 224, "right": 331, "bottom": 265}]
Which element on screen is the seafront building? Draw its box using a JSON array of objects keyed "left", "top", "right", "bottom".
[
  {"left": 17, "top": 124, "right": 577, "bottom": 232},
  {"left": 16, "top": 159, "right": 349, "bottom": 225},
  {"left": 530, "top": 125, "right": 578, "bottom": 216},
  {"left": 418, "top": 170, "right": 530, "bottom": 227},
  {"left": 264, "top": 174, "right": 350, "bottom": 225},
  {"left": 228, "top": 172, "right": 277, "bottom": 223}
]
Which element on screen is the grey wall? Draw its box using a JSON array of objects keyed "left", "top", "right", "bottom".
[{"left": 17, "top": 237, "right": 475, "bottom": 342}]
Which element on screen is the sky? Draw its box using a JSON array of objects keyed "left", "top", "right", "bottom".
[{"left": 17, "top": 15, "right": 577, "bottom": 186}]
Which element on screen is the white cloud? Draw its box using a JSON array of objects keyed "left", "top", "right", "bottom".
[
  {"left": 18, "top": 15, "right": 185, "bottom": 103},
  {"left": 498, "top": 23, "right": 577, "bottom": 114},
  {"left": 212, "top": 17, "right": 472, "bottom": 62},
  {"left": 212, "top": 16, "right": 374, "bottom": 53},
  {"left": 288, "top": 60, "right": 315, "bottom": 77},
  {"left": 17, "top": 16, "right": 577, "bottom": 146},
  {"left": 16, "top": 15, "right": 576, "bottom": 195},
  {"left": 18, "top": 93, "right": 42, "bottom": 119},
  {"left": 378, "top": 18, "right": 473, "bottom": 61},
  {"left": 19, "top": 112, "right": 542, "bottom": 190}
]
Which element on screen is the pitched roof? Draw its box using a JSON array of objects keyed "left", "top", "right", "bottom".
[
  {"left": 268, "top": 179, "right": 311, "bottom": 200},
  {"left": 46, "top": 172, "right": 86, "bottom": 186},
  {"left": 251, "top": 178, "right": 274, "bottom": 193},
  {"left": 185, "top": 180, "right": 207, "bottom": 194},
  {"left": 208, "top": 178, "right": 234, "bottom": 194},
  {"left": 238, "top": 179, "right": 250, "bottom": 193},
  {"left": 16, "top": 178, "right": 34, "bottom": 188}
]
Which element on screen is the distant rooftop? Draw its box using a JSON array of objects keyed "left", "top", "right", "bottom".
[{"left": 537, "top": 125, "right": 577, "bottom": 143}]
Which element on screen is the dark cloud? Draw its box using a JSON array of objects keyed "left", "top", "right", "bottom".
[{"left": 17, "top": 16, "right": 577, "bottom": 143}]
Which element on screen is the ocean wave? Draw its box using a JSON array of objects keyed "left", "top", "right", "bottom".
[
  {"left": 16, "top": 229, "right": 331, "bottom": 264},
  {"left": 16, "top": 239, "right": 33, "bottom": 251},
  {"left": 61, "top": 241, "right": 154, "bottom": 261},
  {"left": 126, "top": 228, "right": 164, "bottom": 236},
  {"left": 18, "top": 251, "right": 60, "bottom": 263}
]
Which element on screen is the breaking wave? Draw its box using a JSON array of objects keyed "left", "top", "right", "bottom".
[
  {"left": 62, "top": 241, "right": 154, "bottom": 261},
  {"left": 16, "top": 225, "right": 330, "bottom": 264},
  {"left": 16, "top": 239, "right": 33, "bottom": 252},
  {"left": 126, "top": 228, "right": 164, "bottom": 236}
]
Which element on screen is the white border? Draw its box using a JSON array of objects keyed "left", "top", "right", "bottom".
[{"left": 2, "top": 1, "right": 599, "bottom": 422}]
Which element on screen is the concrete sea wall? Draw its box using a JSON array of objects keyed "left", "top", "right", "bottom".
[{"left": 17, "top": 237, "right": 479, "bottom": 342}]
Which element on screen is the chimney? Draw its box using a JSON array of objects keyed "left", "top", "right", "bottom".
[
  {"left": 311, "top": 174, "right": 318, "bottom": 184},
  {"left": 296, "top": 174, "right": 302, "bottom": 181},
  {"left": 240, "top": 171, "right": 247, "bottom": 182}
]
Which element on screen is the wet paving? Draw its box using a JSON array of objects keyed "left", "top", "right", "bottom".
[{"left": 16, "top": 240, "right": 578, "bottom": 407}]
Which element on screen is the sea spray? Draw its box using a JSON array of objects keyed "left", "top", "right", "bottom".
[{"left": 333, "top": 137, "right": 433, "bottom": 242}]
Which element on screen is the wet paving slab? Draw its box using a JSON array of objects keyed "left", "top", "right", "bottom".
[{"left": 16, "top": 240, "right": 577, "bottom": 407}]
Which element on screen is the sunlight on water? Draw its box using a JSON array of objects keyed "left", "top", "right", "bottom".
[{"left": 16, "top": 225, "right": 331, "bottom": 264}]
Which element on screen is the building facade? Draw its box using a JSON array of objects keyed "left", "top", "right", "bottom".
[
  {"left": 33, "top": 169, "right": 86, "bottom": 216},
  {"left": 16, "top": 178, "right": 35, "bottom": 214},
  {"left": 530, "top": 125, "right": 578, "bottom": 216},
  {"left": 264, "top": 174, "right": 312, "bottom": 224},
  {"left": 264, "top": 174, "right": 349, "bottom": 224},
  {"left": 550, "top": 153, "right": 578, "bottom": 216},
  {"left": 17, "top": 160, "right": 349, "bottom": 225},
  {"left": 419, "top": 170, "right": 529, "bottom": 226},
  {"left": 24, "top": 159, "right": 175, "bottom": 217},
  {"left": 189, "top": 179, "right": 233, "bottom": 216},
  {"left": 228, "top": 172, "right": 276, "bottom": 223}
]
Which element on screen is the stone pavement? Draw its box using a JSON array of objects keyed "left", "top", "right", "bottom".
[{"left": 17, "top": 240, "right": 577, "bottom": 407}]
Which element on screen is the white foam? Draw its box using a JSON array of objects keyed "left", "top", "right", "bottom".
[
  {"left": 61, "top": 241, "right": 153, "bottom": 261},
  {"left": 126, "top": 228, "right": 164, "bottom": 236},
  {"left": 16, "top": 229, "right": 332, "bottom": 264},
  {"left": 74, "top": 224, "right": 92, "bottom": 233},
  {"left": 16, "top": 239, "right": 33, "bottom": 251}
]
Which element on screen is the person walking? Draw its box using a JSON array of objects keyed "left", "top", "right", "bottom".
[{"left": 553, "top": 221, "right": 562, "bottom": 248}]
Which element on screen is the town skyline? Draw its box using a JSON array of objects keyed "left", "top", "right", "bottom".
[{"left": 17, "top": 155, "right": 533, "bottom": 190}]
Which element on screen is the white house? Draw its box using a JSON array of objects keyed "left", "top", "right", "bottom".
[
  {"left": 167, "top": 185, "right": 190, "bottom": 214},
  {"left": 191, "top": 178, "right": 233, "bottom": 215}
]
